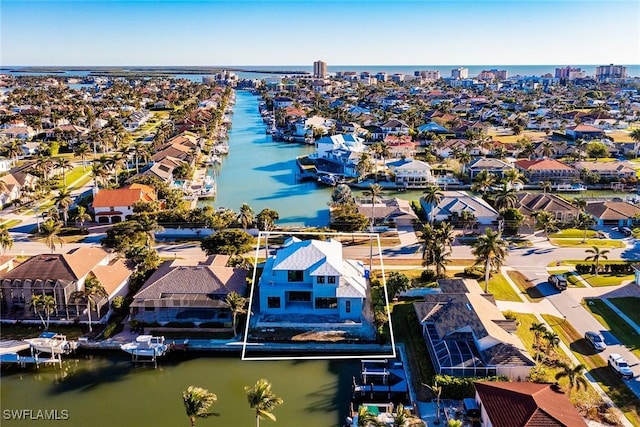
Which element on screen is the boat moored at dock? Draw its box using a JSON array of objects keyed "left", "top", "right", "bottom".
[
  {"left": 24, "top": 332, "right": 78, "bottom": 355},
  {"left": 120, "top": 335, "right": 169, "bottom": 358}
]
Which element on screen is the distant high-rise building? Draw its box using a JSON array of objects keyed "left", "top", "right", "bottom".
[
  {"left": 478, "top": 69, "right": 507, "bottom": 81},
  {"left": 415, "top": 70, "right": 441, "bottom": 81},
  {"left": 555, "top": 66, "right": 585, "bottom": 80},
  {"left": 313, "top": 60, "right": 327, "bottom": 78},
  {"left": 595, "top": 64, "right": 627, "bottom": 80},
  {"left": 451, "top": 67, "right": 469, "bottom": 79}
]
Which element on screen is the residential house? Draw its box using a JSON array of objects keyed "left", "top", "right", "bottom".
[
  {"left": 313, "top": 134, "right": 367, "bottom": 158},
  {"left": 381, "top": 119, "right": 410, "bottom": 136},
  {"left": 92, "top": 183, "right": 157, "bottom": 223},
  {"left": 420, "top": 191, "right": 499, "bottom": 225},
  {"left": 573, "top": 161, "right": 636, "bottom": 180},
  {"left": 387, "top": 158, "right": 435, "bottom": 189},
  {"left": 129, "top": 255, "right": 247, "bottom": 324},
  {"left": 0, "top": 247, "right": 132, "bottom": 322},
  {"left": 0, "top": 171, "right": 38, "bottom": 209},
  {"left": 466, "top": 158, "right": 515, "bottom": 179},
  {"left": 517, "top": 193, "right": 581, "bottom": 224},
  {"left": 0, "top": 255, "right": 15, "bottom": 275},
  {"left": 273, "top": 96, "right": 294, "bottom": 109},
  {"left": 474, "top": 382, "right": 586, "bottom": 427},
  {"left": 258, "top": 237, "right": 367, "bottom": 322},
  {"left": 354, "top": 197, "right": 419, "bottom": 227},
  {"left": 585, "top": 201, "right": 640, "bottom": 227},
  {"left": 414, "top": 279, "right": 534, "bottom": 380},
  {"left": 0, "top": 156, "right": 14, "bottom": 172},
  {"left": 514, "top": 159, "right": 578, "bottom": 183},
  {"left": 565, "top": 124, "right": 605, "bottom": 140},
  {"left": 0, "top": 126, "right": 36, "bottom": 140}
]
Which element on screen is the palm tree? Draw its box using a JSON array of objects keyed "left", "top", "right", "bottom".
[
  {"left": 30, "top": 294, "right": 56, "bottom": 331},
  {"left": 135, "top": 213, "right": 164, "bottom": 250},
  {"left": 5, "top": 139, "right": 23, "bottom": 165},
  {"left": 422, "top": 185, "right": 443, "bottom": 223},
  {"left": 391, "top": 403, "right": 422, "bottom": 427},
  {"left": 355, "top": 151, "right": 374, "bottom": 183},
  {"left": 629, "top": 128, "right": 640, "bottom": 158},
  {"left": 539, "top": 180, "right": 552, "bottom": 194},
  {"left": 130, "top": 141, "right": 151, "bottom": 174},
  {"left": 55, "top": 158, "right": 72, "bottom": 187},
  {"left": 0, "top": 225, "right": 13, "bottom": 254},
  {"left": 420, "top": 223, "right": 436, "bottom": 272},
  {"left": 471, "top": 169, "right": 496, "bottom": 195},
  {"left": 245, "top": 378, "right": 283, "bottom": 427},
  {"left": 492, "top": 183, "right": 517, "bottom": 211},
  {"left": 182, "top": 386, "right": 217, "bottom": 427},
  {"left": 529, "top": 322, "right": 547, "bottom": 363},
  {"left": 572, "top": 211, "right": 595, "bottom": 243},
  {"left": 531, "top": 210, "right": 557, "bottom": 240},
  {"left": 555, "top": 363, "right": 588, "bottom": 399},
  {"left": 584, "top": 245, "right": 609, "bottom": 276},
  {"left": 471, "top": 228, "right": 508, "bottom": 293},
  {"left": 238, "top": 203, "right": 255, "bottom": 230},
  {"left": 540, "top": 141, "right": 554, "bottom": 158},
  {"left": 40, "top": 218, "right": 64, "bottom": 253},
  {"left": 356, "top": 405, "right": 383, "bottom": 427},
  {"left": 543, "top": 330, "right": 560, "bottom": 356},
  {"left": 54, "top": 187, "right": 73, "bottom": 225},
  {"left": 74, "top": 205, "right": 92, "bottom": 230},
  {"left": 502, "top": 168, "right": 524, "bottom": 189},
  {"left": 225, "top": 291, "right": 248, "bottom": 337},
  {"left": 363, "top": 183, "right": 384, "bottom": 231},
  {"left": 74, "top": 142, "right": 91, "bottom": 171},
  {"left": 70, "top": 275, "right": 107, "bottom": 332}
]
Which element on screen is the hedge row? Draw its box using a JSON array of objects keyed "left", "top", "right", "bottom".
[{"left": 575, "top": 263, "right": 633, "bottom": 275}]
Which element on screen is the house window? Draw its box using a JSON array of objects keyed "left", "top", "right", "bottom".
[
  {"left": 288, "top": 292, "right": 311, "bottom": 302},
  {"left": 328, "top": 276, "right": 336, "bottom": 284},
  {"left": 287, "top": 270, "right": 304, "bottom": 282},
  {"left": 345, "top": 300, "right": 351, "bottom": 313},
  {"left": 267, "top": 297, "right": 280, "bottom": 309},
  {"left": 317, "top": 276, "right": 325, "bottom": 284},
  {"left": 316, "top": 297, "right": 337, "bottom": 309}
]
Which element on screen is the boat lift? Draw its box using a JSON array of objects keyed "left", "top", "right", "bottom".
[{"left": 0, "top": 340, "right": 63, "bottom": 369}]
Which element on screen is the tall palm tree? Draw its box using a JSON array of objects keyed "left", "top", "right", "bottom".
[
  {"left": 574, "top": 138, "right": 588, "bottom": 160},
  {"left": 540, "top": 141, "right": 554, "bottom": 158},
  {"left": 245, "top": 378, "right": 283, "bottom": 427},
  {"left": 74, "top": 205, "right": 92, "bottom": 230},
  {"left": 225, "top": 291, "right": 248, "bottom": 337},
  {"left": 55, "top": 158, "right": 72, "bottom": 187},
  {"left": 531, "top": 210, "right": 557, "bottom": 240},
  {"left": 543, "top": 330, "right": 560, "bottom": 356},
  {"left": 5, "top": 139, "right": 23, "bottom": 165},
  {"left": 74, "top": 142, "right": 91, "bottom": 171},
  {"left": 492, "top": 183, "right": 517, "bottom": 211},
  {"left": 54, "top": 187, "right": 74, "bottom": 225},
  {"left": 420, "top": 223, "right": 436, "bottom": 272},
  {"left": 572, "top": 211, "right": 595, "bottom": 243},
  {"left": 70, "top": 275, "right": 107, "bottom": 332},
  {"left": 130, "top": 141, "right": 151, "bottom": 174},
  {"left": 30, "top": 294, "right": 56, "bottom": 331},
  {"left": 529, "top": 322, "right": 547, "bottom": 363},
  {"left": 630, "top": 128, "right": 640, "bottom": 158},
  {"left": 471, "top": 169, "right": 497, "bottom": 195},
  {"left": 238, "top": 203, "right": 255, "bottom": 230},
  {"left": 422, "top": 185, "right": 443, "bottom": 223},
  {"left": 555, "top": 363, "right": 588, "bottom": 399},
  {"left": 363, "top": 183, "right": 384, "bottom": 231},
  {"left": 584, "top": 245, "right": 609, "bottom": 276},
  {"left": 40, "top": 218, "right": 64, "bottom": 253},
  {"left": 539, "top": 180, "right": 552, "bottom": 194},
  {"left": 0, "top": 225, "right": 13, "bottom": 254},
  {"left": 135, "top": 213, "right": 164, "bottom": 250},
  {"left": 471, "top": 228, "right": 508, "bottom": 293},
  {"left": 182, "top": 386, "right": 217, "bottom": 427},
  {"left": 502, "top": 168, "right": 524, "bottom": 189}
]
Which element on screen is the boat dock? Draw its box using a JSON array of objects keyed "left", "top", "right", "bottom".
[{"left": 0, "top": 340, "right": 63, "bottom": 368}]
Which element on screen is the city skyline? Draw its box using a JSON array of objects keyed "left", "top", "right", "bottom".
[{"left": 1, "top": 0, "right": 639, "bottom": 66}]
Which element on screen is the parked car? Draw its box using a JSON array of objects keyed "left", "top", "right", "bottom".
[
  {"left": 608, "top": 353, "right": 634, "bottom": 379},
  {"left": 548, "top": 274, "right": 568, "bottom": 291},
  {"left": 585, "top": 331, "right": 606, "bottom": 351}
]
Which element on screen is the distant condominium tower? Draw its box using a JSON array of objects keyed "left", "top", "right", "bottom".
[
  {"left": 595, "top": 64, "right": 627, "bottom": 80},
  {"left": 555, "top": 66, "right": 585, "bottom": 80},
  {"left": 477, "top": 69, "right": 508, "bottom": 81},
  {"left": 313, "top": 60, "right": 328, "bottom": 78},
  {"left": 451, "top": 67, "right": 469, "bottom": 79},
  {"left": 415, "top": 70, "right": 441, "bottom": 81}
]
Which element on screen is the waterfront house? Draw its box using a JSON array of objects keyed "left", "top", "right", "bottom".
[
  {"left": 387, "top": 158, "right": 435, "bottom": 188},
  {"left": 514, "top": 158, "right": 578, "bottom": 183},
  {"left": 92, "top": 184, "right": 157, "bottom": 223},
  {"left": 585, "top": 201, "right": 640, "bottom": 227},
  {"left": 466, "top": 158, "right": 515, "bottom": 179},
  {"left": 420, "top": 191, "right": 499, "bottom": 225},
  {"left": 273, "top": 96, "right": 294, "bottom": 109},
  {"left": 355, "top": 197, "right": 419, "bottom": 227},
  {"left": 258, "top": 237, "right": 367, "bottom": 322},
  {"left": 314, "top": 133, "right": 367, "bottom": 158},
  {"left": 129, "top": 255, "right": 247, "bottom": 324},
  {"left": 573, "top": 161, "right": 636, "bottom": 180},
  {"left": 517, "top": 193, "right": 580, "bottom": 224},
  {"left": 414, "top": 279, "right": 534, "bottom": 380},
  {"left": 0, "top": 247, "right": 132, "bottom": 322},
  {"left": 474, "top": 382, "right": 586, "bottom": 427}
]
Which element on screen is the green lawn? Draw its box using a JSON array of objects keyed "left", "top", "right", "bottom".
[
  {"left": 63, "top": 166, "right": 88, "bottom": 186},
  {"left": 549, "top": 238, "right": 625, "bottom": 248},
  {"left": 566, "top": 273, "right": 587, "bottom": 288},
  {"left": 506, "top": 270, "right": 545, "bottom": 301},
  {"left": 510, "top": 312, "right": 540, "bottom": 353},
  {"left": 549, "top": 260, "right": 639, "bottom": 267},
  {"left": 580, "top": 273, "right": 634, "bottom": 287},
  {"left": 542, "top": 314, "right": 640, "bottom": 425},
  {"left": 69, "top": 173, "right": 94, "bottom": 190},
  {"left": 608, "top": 297, "right": 640, "bottom": 326},
  {"left": 479, "top": 273, "right": 522, "bottom": 302},
  {"left": 583, "top": 299, "right": 640, "bottom": 359},
  {"left": 549, "top": 228, "right": 597, "bottom": 239}
]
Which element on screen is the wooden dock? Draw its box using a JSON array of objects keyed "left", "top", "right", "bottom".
[{"left": 0, "top": 340, "right": 63, "bottom": 368}]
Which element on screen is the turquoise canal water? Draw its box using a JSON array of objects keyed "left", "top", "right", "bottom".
[
  {"left": 200, "top": 90, "right": 332, "bottom": 226},
  {"left": 1, "top": 354, "right": 359, "bottom": 427}
]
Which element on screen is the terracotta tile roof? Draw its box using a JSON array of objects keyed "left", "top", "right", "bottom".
[
  {"left": 567, "top": 124, "right": 603, "bottom": 132},
  {"left": 93, "top": 186, "right": 156, "bottom": 208},
  {"left": 62, "top": 247, "right": 111, "bottom": 280},
  {"left": 91, "top": 258, "right": 133, "bottom": 295},
  {"left": 514, "top": 159, "right": 575, "bottom": 171},
  {"left": 475, "top": 382, "right": 586, "bottom": 427}
]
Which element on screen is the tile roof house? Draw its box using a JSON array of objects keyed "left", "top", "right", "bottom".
[
  {"left": 0, "top": 247, "right": 132, "bottom": 322},
  {"left": 585, "top": 201, "right": 640, "bottom": 227},
  {"left": 420, "top": 191, "right": 499, "bottom": 225},
  {"left": 258, "top": 237, "right": 367, "bottom": 322},
  {"left": 514, "top": 159, "right": 578, "bottom": 183},
  {"left": 355, "top": 197, "right": 419, "bottom": 227},
  {"left": 565, "top": 124, "right": 605, "bottom": 140},
  {"left": 129, "top": 255, "right": 247, "bottom": 324},
  {"left": 414, "top": 279, "right": 534, "bottom": 380},
  {"left": 573, "top": 161, "right": 636, "bottom": 180},
  {"left": 466, "top": 158, "right": 515, "bottom": 179},
  {"left": 92, "top": 184, "right": 157, "bottom": 223},
  {"left": 474, "top": 381, "right": 586, "bottom": 427},
  {"left": 517, "top": 193, "right": 581, "bottom": 224}
]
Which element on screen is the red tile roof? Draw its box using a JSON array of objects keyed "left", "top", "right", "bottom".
[
  {"left": 514, "top": 158, "right": 575, "bottom": 171},
  {"left": 475, "top": 382, "right": 586, "bottom": 427},
  {"left": 92, "top": 185, "right": 156, "bottom": 208}
]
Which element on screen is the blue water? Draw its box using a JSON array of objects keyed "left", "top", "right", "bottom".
[{"left": 199, "top": 90, "right": 331, "bottom": 226}]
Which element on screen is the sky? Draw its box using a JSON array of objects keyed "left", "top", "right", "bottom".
[{"left": 1, "top": 0, "right": 639, "bottom": 66}]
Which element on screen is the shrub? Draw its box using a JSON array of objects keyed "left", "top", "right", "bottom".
[
  {"left": 434, "top": 375, "right": 509, "bottom": 399},
  {"left": 420, "top": 269, "right": 437, "bottom": 283},
  {"left": 463, "top": 266, "right": 484, "bottom": 279}
]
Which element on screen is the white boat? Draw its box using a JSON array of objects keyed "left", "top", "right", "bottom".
[
  {"left": 120, "top": 335, "right": 168, "bottom": 357},
  {"left": 24, "top": 332, "right": 78, "bottom": 355}
]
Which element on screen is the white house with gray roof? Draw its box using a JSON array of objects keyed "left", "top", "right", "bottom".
[
  {"left": 420, "top": 191, "right": 499, "bottom": 225},
  {"left": 258, "top": 237, "right": 367, "bottom": 321}
]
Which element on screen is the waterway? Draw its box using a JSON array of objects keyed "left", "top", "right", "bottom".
[
  {"left": 199, "top": 89, "right": 333, "bottom": 226},
  {"left": 0, "top": 353, "right": 359, "bottom": 427}
]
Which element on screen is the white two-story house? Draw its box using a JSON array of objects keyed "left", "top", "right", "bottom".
[{"left": 258, "top": 237, "right": 367, "bottom": 322}]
